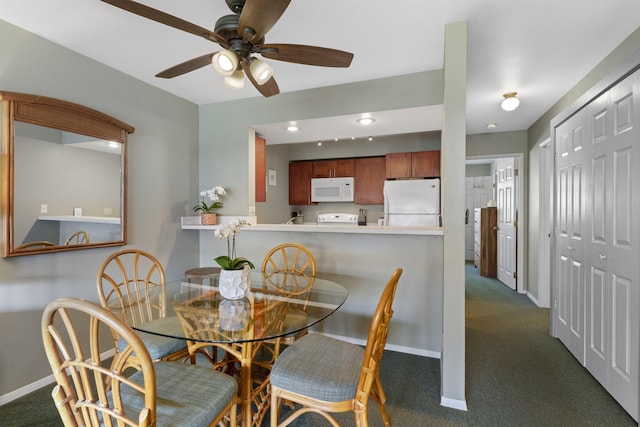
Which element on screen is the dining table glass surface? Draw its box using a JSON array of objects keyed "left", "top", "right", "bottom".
[{"left": 129, "top": 271, "right": 348, "bottom": 343}]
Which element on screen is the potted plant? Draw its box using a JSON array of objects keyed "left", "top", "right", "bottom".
[
  {"left": 214, "top": 219, "right": 254, "bottom": 299},
  {"left": 193, "top": 186, "right": 226, "bottom": 225}
]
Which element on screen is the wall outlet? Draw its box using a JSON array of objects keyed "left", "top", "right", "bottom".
[
  {"left": 40, "top": 204, "right": 48, "bottom": 213},
  {"left": 104, "top": 207, "right": 113, "bottom": 215}
]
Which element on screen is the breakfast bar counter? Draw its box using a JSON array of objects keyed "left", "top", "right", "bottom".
[
  {"left": 181, "top": 217, "right": 443, "bottom": 236},
  {"left": 184, "top": 216, "right": 444, "bottom": 359}
]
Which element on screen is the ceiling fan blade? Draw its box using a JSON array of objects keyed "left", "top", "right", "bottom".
[
  {"left": 155, "top": 53, "right": 216, "bottom": 78},
  {"left": 260, "top": 44, "right": 354, "bottom": 67},
  {"left": 101, "top": 0, "right": 227, "bottom": 45},
  {"left": 238, "top": 0, "right": 291, "bottom": 43},
  {"left": 241, "top": 59, "right": 280, "bottom": 97}
]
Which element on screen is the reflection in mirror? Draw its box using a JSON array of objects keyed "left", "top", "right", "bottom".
[
  {"left": 1, "top": 91, "right": 134, "bottom": 257},
  {"left": 14, "top": 122, "right": 121, "bottom": 248}
]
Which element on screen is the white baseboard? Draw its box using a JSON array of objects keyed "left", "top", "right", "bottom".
[
  {"left": 527, "top": 291, "right": 541, "bottom": 307},
  {"left": 441, "top": 396, "right": 468, "bottom": 411},
  {"left": 0, "top": 374, "right": 56, "bottom": 406},
  {"left": 319, "top": 332, "right": 441, "bottom": 359},
  {"left": 0, "top": 348, "right": 115, "bottom": 406}
]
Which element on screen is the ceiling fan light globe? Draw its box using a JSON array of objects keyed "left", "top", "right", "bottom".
[
  {"left": 212, "top": 50, "right": 238, "bottom": 76},
  {"left": 249, "top": 58, "right": 274, "bottom": 85},
  {"left": 224, "top": 70, "right": 245, "bottom": 90}
]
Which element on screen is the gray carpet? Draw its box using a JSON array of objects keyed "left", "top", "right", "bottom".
[{"left": 1, "top": 264, "right": 636, "bottom": 426}]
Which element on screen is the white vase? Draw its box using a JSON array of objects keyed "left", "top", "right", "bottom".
[{"left": 218, "top": 268, "right": 251, "bottom": 300}]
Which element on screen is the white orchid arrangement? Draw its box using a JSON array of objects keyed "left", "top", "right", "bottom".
[
  {"left": 193, "top": 186, "right": 226, "bottom": 213},
  {"left": 214, "top": 218, "right": 255, "bottom": 270}
]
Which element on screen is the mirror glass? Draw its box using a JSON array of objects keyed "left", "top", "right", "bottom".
[{"left": 1, "top": 91, "right": 132, "bottom": 257}]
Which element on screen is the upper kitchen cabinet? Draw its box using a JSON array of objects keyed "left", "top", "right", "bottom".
[
  {"left": 354, "top": 156, "right": 386, "bottom": 204},
  {"left": 311, "top": 159, "right": 355, "bottom": 178},
  {"left": 386, "top": 150, "right": 440, "bottom": 179},
  {"left": 289, "top": 161, "right": 313, "bottom": 205}
]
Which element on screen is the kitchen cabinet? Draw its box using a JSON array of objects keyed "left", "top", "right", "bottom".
[
  {"left": 289, "top": 161, "right": 313, "bottom": 205},
  {"left": 312, "top": 159, "right": 355, "bottom": 178},
  {"left": 354, "top": 156, "right": 386, "bottom": 204},
  {"left": 474, "top": 207, "right": 497, "bottom": 277},
  {"left": 386, "top": 150, "right": 440, "bottom": 179}
]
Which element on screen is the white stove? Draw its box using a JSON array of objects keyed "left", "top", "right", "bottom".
[{"left": 316, "top": 213, "right": 358, "bottom": 225}]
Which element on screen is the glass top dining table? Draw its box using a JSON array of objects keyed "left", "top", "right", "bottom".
[{"left": 128, "top": 270, "right": 348, "bottom": 427}]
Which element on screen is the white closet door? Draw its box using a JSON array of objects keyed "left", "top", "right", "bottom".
[
  {"left": 554, "top": 110, "right": 588, "bottom": 364},
  {"left": 496, "top": 159, "right": 517, "bottom": 290},
  {"left": 555, "top": 68, "right": 639, "bottom": 421},
  {"left": 586, "top": 71, "right": 639, "bottom": 420}
]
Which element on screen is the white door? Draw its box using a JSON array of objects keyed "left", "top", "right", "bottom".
[
  {"left": 583, "top": 72, "right": 639, "bottom": 419},
  {"left": 553, "top": 68, "right": 639, "bottom": 420},
  {"left": 554, "top": 110, "right": 588, "bottom": 364},
  {"left": 496, "top": 158, "right": 517, "bottom": 289},
  {"left": 538, "top": 140, "right": 552, "bottom": 308}
]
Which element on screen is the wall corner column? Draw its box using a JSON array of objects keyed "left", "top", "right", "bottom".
[{"left": 440, "top": 20, "right": 468, "bottom": 410}]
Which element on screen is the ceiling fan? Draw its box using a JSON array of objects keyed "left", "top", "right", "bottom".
[{"left": 101, "top": 0, "right": 354, "bottom": 97}]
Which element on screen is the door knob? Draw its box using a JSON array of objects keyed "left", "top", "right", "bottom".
[{"left": 599, "top": 254, "right": 607, "bottom": 260}]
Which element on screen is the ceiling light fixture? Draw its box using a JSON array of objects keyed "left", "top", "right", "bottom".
[
  {"left": 212, "top": 49, "right": 239, "bottom": 77},
  {"left": 287, "top": 124, "right": 299, "bottom": 132},
  {"left": 486, "top": 123, "right": 497, "bottom": 129},
  {"left": 223, "top": 70, "right": 245, "bottom": 90},
  {"left": 356, "top": 117, "right": 376, "bottom": 125},
  {"left": 501, "top": 92, "right": 520, "bottom": 111},
  {"left": 249, "top": 57, "right": 274, "bottom": 85}
]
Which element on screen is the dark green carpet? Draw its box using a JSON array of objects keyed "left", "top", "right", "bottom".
[{"left": 1, "top": 264, "right": 635, "bottom": 426}]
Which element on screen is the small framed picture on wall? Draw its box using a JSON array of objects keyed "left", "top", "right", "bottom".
[{"left": 268, "top": 169, "right": 277, "bottom": 186}]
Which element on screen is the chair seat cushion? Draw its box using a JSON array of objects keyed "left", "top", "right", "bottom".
[
  {"left": 270, "top": 333, "right": 364, "bottom": 402},
  {"left": 117, "top": 316, "right": 186, "bottom": 360},
  {"left": 120, "top": 362, "right": 238, "bottom": 427}
]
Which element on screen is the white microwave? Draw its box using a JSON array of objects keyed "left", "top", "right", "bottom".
[{"left": 311, "top": 177, "right": 355, "bottom": 202}]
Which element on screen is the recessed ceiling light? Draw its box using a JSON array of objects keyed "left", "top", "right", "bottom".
[
  {"left": 356, "top": 117, "right": 376, "bottom": 125},
  {"left": 486, "top": 123, "right": 497, "bottom": 129},
  {"left": 368, "top": 137, "right": 373, "bottom": 141},
  {"left": 287, "top": 124, "right": 299, "bottom": 132},
  {"left": 317, "top": 141, "right": 322, "bottom": 146}
]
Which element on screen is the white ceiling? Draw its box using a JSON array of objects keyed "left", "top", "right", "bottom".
[{"left": 1, "top": 0, "right": 639, "bottom": 143}]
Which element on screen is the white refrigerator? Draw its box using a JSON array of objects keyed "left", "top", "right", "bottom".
[{"left": 383, "top": 178, "right": 441, "bottom": 226}]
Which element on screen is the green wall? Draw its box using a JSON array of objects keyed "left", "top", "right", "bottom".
[{"left": 0, "top": 19, "right": 200, "bottom": 397}]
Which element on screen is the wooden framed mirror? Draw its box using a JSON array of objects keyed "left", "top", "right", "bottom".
[{"left": 1, "top": 91, "right": 134, "bottom": 257}]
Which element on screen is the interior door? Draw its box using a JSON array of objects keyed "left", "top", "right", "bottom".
[
  {"left": 553, "top": 68, "right": 639, "bottom": 420},
  {"left": 496, "top": 158, "right": 517, "bottom": 290},
  {"left": 554, "top": 111, "right": 588, "bottom": 364},
  {"left": 583, "top": 72, "right": 639, "bottom": 419}
]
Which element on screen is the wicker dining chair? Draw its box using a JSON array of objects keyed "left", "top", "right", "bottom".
[
  {"left": 42, "top": 297, "right": 238, "bottom": 427},
  {"left": 15, "top": 240, "right": 56, "bottom": 249},
  {"left": 259, "top": 243, "right": 317, "bottom": 364},
  {"left": 270, "top": 268, "right": 403, "bottom": 427},
  {"left": 261, "top": 243, "right": 316, "bottom": 278},
  {"left": 96, "top": 248, "right": 189, "bottom": 367},
  {"left": 65, "top": 230, "right": 90, "bottom": 245}
]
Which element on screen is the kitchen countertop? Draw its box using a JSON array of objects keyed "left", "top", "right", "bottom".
[{"left": 181, "top": 217, "right": 442, "bottom": 236}]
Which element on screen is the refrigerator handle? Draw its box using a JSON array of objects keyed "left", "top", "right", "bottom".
[{"left": 465, "top": 209, "right": 469, "bottom": 225}]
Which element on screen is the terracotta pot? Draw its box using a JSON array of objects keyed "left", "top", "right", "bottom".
[{"left": 200, "top": 213, "right": 217, "bottom": 225}]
